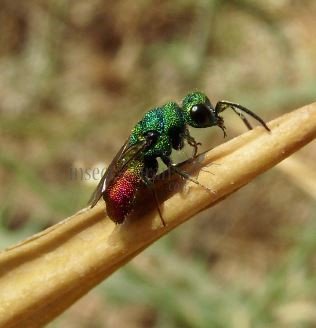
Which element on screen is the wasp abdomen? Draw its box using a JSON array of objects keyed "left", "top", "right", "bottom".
[{"left": 104, "top": 161, "right": 143, "bottom": 224}]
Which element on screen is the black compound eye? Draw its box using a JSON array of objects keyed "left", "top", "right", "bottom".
[{"left": 190, "top": 104, "right": 213, "bottom": 127}]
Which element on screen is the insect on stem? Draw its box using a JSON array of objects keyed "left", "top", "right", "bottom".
[{"left": 89, "top": 91, "right": 270, "bottom": 226}]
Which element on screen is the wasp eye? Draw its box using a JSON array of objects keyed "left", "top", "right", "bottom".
[{"left": 190, "top": 104, "right": 213, "bottom": 127}]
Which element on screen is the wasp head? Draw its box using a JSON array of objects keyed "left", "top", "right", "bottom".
[{"left": 181, "top": 91, "right": 226, "bottom": 136}]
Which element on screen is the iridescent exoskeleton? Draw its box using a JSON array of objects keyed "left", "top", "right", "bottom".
[{"left": 89, "top": 91, "right": 270, "bottom": 225}]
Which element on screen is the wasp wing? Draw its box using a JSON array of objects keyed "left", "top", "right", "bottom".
[
  {"left": 88, "top": 138, "right": 148, "bottom": 208},
  {"left": 88, "top": 141, "right": 128, "bottom": 208}
]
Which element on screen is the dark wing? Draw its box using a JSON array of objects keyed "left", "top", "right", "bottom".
[{"left": 88, "top": 138, "right": 148, "bottom": 208}]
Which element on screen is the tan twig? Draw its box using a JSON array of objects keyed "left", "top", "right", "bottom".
[
  {"left": 277, "top": 155, "right": 316, "bottom": 199},
  {"left": 0, "top": 103, "right": 315, "bottom": 328}
]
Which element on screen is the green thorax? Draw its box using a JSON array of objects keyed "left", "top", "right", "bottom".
[{"left": 129, "top": 101, "right": 185, "bottom": 158}]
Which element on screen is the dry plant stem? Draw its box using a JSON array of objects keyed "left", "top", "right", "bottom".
[
  {"left": 0, "top": 103, "right": 315, "bottom": 328},
  {"left": 277, "top": 156, "right": 316, "bottom": 200}
]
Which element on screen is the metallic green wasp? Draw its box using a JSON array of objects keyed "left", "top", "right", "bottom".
[{"left": 89, "top": 91, "right": 270, "bottom": 226}]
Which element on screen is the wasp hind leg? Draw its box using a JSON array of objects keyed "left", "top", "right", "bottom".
[
  {"left": 142, "top": 177, "right": 166, "bottom": 227},
  {"left": 141, "top": 158, "right": 166, "bottom": 227}
]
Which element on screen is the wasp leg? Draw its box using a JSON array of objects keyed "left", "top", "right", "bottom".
[
  {"left": 161, "top": 155, "right": 216, "bottom": 194},
  {"left": 141, "top": 157, "right": 166, "bottom": 227},
  {"left": 142, "top": 175, "right": 166, "bottom": 227},
  {"left": 184, "top": 128, "right": 201, "bottom": 158}
]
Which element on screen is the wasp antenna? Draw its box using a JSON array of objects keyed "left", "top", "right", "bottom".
[{"left": 215, "top": 101, "right": 270, "bottom": 132}]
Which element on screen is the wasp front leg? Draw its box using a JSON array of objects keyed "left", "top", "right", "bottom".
[{"left": 184, "top": 128, "right": 201, "bottom": 158}]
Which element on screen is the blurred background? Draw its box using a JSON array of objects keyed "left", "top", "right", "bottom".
[{"left": 0, "top": 0, "right": 315, "bottom": 327}]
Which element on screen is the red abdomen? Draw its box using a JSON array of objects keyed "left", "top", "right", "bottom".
[{"left": 104, "top": 162, "right": 144, "bottom": 224}]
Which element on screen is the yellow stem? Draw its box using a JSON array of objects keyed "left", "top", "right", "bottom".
[{"left": 0, "top": 103, "right": 315, "bottom": 328}]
